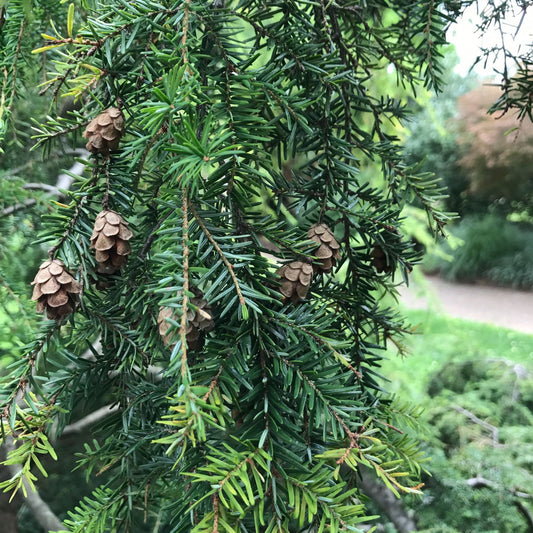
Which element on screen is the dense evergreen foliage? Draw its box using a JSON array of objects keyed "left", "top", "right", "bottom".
[{"left": 0, "top": 1, "right": 531, "bottom": 532}]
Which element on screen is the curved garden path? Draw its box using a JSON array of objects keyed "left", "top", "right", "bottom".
[{"left": 399, "top": 275, "right": 533, "bottom": 335}]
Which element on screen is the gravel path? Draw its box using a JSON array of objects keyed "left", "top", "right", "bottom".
[{"left": 399, "top": 275, "right": 533, "bottom": 335}]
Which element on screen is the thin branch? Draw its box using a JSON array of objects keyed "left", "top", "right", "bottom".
[
  {"left": 39, "top": 20, "right": 136, "bottom": 98},
  {"left": 0, "top": 198, "right": 37, "bottom": 217},
  {"left": 102, "top": 159, "right": 111, "bottom": 209},
  {"left": 46, "top": 157, "right": 96, "bottom": 260},
  {"left": 180, "top": 190, "right": 190, "bottom": 379},
  {"left": 202, "top": 365, "right": 223, "bottom": 402},
  {"left": 181, "top": 0, "right": 192, "bottom": 66},
  {"left": 1, "top": 324, "right": 60, "bottom": 421},
  {"left": 271, "top": 316, "right": 362, "bottom": 380},
  {"left": 230, "top": 10, "right": 305, "bottom": 71},
  {"left": 453, "top": 405, "right": 499, "bottom": 447},
  {"left": 194, "top": 13, "right": 237, "bottom": 193},
  {"left": 42, "top": 37, "right": 102, "bottom": 47},
  {"left": 212, "top": 494, "right": 220, "bottom": 533},
  {"left": 189, "top": 202, "right": 247, "bottom": 310},
  {"left": 280, "top": 356, "right": 357, "bottom": 442},
  {"left": 91, "top": 312, "right": 151, "bottom": 362},
  {"left": 134, "top": 126, "right": 166, "bottom": 191},
  {"left": 139, "top": 210, "right": 173, "bottom": 260}
]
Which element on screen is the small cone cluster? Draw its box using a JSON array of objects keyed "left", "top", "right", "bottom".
[
  {"left": 29, "top": 106, "right": 129, "bottom": 322},
  {"left": 371, "top": 245, "right": 393, "bottom": 273},
  {"left": 158, "top": 289, "right": 215, "bottom": 351},
  {"left": 90, "top": 210, "right": 133, "bottom": 274},
  {"left": 276, "top": 223, "right": 341, "bottom": 303},
  {"left": 31, "top": 259, "right": 81, "bottom": 320},
  {"left": 307, "top": 223, "right": 341, "bottom": 274},
  {"left": 83, "top": 107, "right": 125, "bottom": 154},
  {"left": 277, "top": 261, "right": 313, "bottom": 303}
]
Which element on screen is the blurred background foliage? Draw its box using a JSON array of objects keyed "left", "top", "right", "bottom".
[
  {"left": 424, "top": 214, "right": 533, "bottom": 289},
  {"left": 381, "top": 310, "right": 533, "bottom": 533},
  {"left": 375, "top": 48, "right": 533, "bottom": 531},
  {"left": 401, "top": 54, "right": 533, "bottom": 290}
]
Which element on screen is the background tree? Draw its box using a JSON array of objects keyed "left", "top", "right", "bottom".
[
  {"left": 456, "top": 84, "right": 533, "bottom": 215},
  {"left": 405, "top": 77, "right": 533, "bottom": 289},
  {"left": 0, "top": 1, "right": 531, "bottom": 532},
  {"left": 402, "top": 55, "right": 478, "bottom": 217}
]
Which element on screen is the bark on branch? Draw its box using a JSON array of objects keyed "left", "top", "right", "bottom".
[
  {"left": 466, "top": 475, "right": 530, "bottom": 499},
  {"left": 1, "top": 155, "right": 88, "bottom": 218},
  {"left": 61, "top": 404, "right": 120, "bottom": 436},
  {"left": 453, "top": 405, "right": 499, "bottom": 446},
  {"left": 467, "top": 475, "right": 532, "bottom": 530},
  {"left": 358, "top": 467, "right": 417, "bottom": 532}
]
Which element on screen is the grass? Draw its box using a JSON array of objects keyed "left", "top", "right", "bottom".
[{"left": 381, "top": 308, "right": 533, "bottom": 402}]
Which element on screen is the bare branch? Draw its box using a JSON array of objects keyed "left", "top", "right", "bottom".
[
  {"left": 453, "top": 405, "right": 499, "bottom": 446},
  {"left": 467, "top": 476, "right": 530, "bottom": 499},
  {"left": 3, "top": 148, "right": 88, "bottom": 179},
  {"left": 515, "top": 499, "right": 533, "bottom": 532},
  {"left": 466, "top": 476, "right": 497, "bottom": 489},
  {"left": 54, "top": 157, "right": 88, "bottom": 196},
  {"left": 61, "top": 405, "right": 120, "bottom": 436},
  {"left": 23, "top": 183, "right": 60, "bottom": 194},
  {"left": 1, "top": 198, "right": 37, "bottom": 217},
  {"left": 467, "top": 475, "right": 532, "bottom": 529},
  {"left": 1, "top": 156, "right": 88, "bottom": 218}
]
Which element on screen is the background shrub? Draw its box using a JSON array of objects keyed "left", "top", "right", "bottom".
[
  {"left": 486, "top": 248, "right": 533, "bottom": 289},
  {"left": 424, "top": 214, "right": 533, "bottom": 289}
]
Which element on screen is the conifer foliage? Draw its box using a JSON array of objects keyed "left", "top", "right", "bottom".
[{"left": 1, "top": 0, "right": 461, "bottom": 531}]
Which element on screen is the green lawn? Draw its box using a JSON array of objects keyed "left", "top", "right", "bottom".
[{"left": 382, "top": 309, "right": 533, "bottom": 402}]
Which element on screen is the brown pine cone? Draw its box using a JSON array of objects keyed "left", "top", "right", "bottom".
[
  {"left": 277, "top": 261, "right": 313, "bottom": 303},
  {"left": 371, "top": 245, "right": 393, "bottom": 273},
  {"left": 90, "top": 210, "right": 133, "bottom": 274},
  {"left": 31, "top": 259, "right": 82, "bottom": 320},
  {"left": 83, "top": 107, "right": 125, "bottom": 154},
  {"left": 308, "top": 223, "right": 341, "bottom": 273},
  {"left": 157, "top": 289, "right": 215, "bottom": 351}
]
